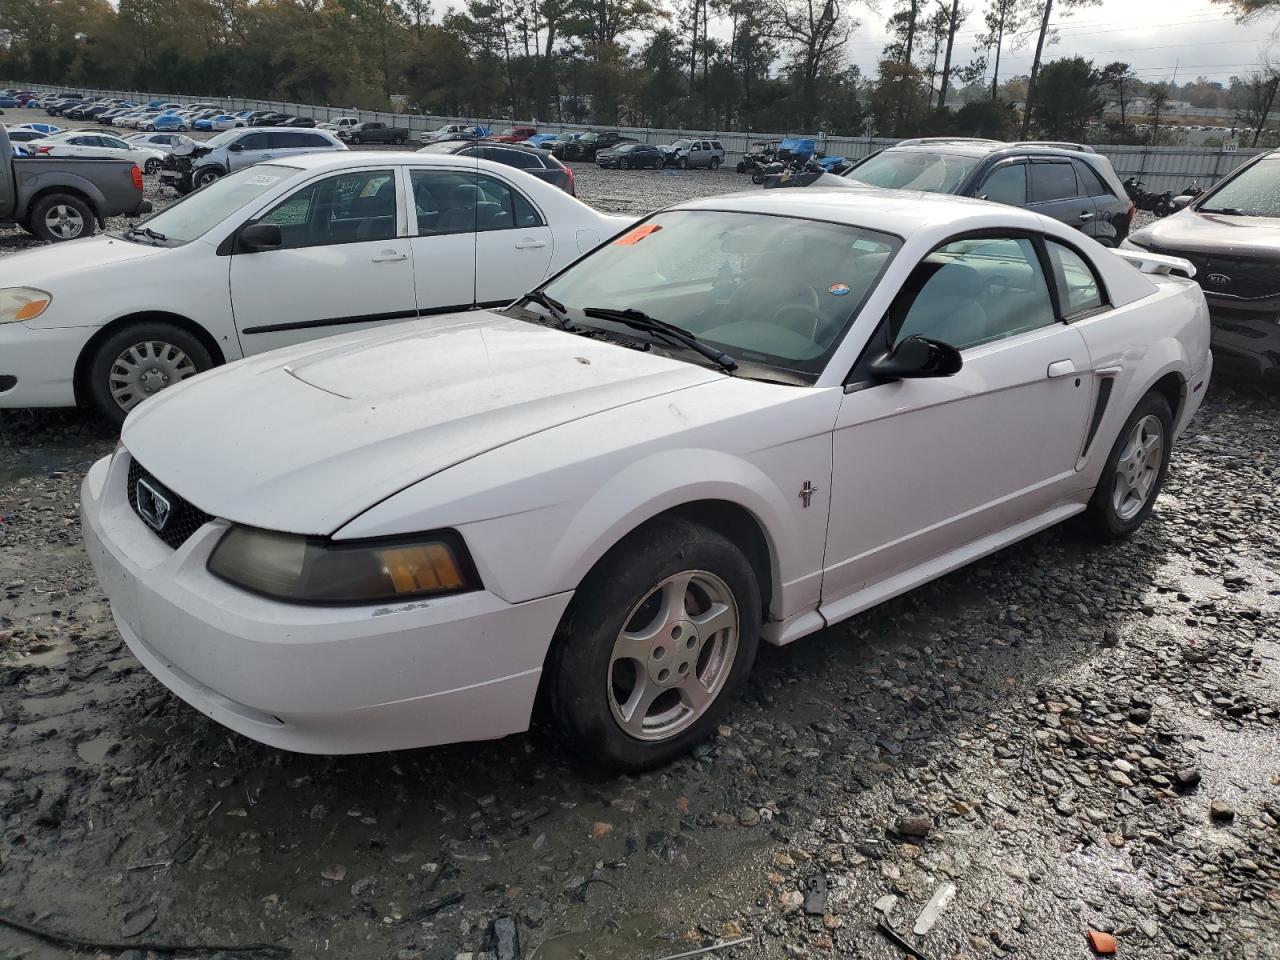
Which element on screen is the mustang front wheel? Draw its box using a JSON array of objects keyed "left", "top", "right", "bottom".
[{"left": 545, "top": 518, "right": 761, "bottom": 771}]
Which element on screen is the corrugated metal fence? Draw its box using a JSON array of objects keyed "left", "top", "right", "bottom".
[{"left": 11, "top": 82, "right": 1266, "bottom": 192}]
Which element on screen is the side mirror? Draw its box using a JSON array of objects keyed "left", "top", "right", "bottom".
[
  {"left": 229, "top": 142, "right": 244, "bottom": 152},
  {"left": 869, "top": 335, "right": 963, "bottom": 381},
  {"left": 1172, "top": 194, "right": 1193, "bottom": 210},
  {"left": 239, "top": 223, "right": 282, "bottom": 251}
]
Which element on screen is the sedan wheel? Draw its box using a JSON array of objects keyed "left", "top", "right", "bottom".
[
  {"left": 619, "top": 158, "right": 629, "bottom": 170},
  {"left": 144, "top": 157, "right": 159, "bottom": 174},
  {"left": 87, "top": 322, "right": 214, "bottom": 425},
  {"left": 1085, "top": 390, "right": 1173, "bottom": 538},
  {"left": 545, "top": 518, "right": 761, "bottom": 771}
]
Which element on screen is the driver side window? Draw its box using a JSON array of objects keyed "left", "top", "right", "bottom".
[
  {"left": 889, "top": 237, "right": 1056, "bottom": 351},
  {"left": 255, "top": 169, "right": 397, "bottom": 249}
]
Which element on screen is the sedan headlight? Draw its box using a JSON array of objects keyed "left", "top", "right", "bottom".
[
  {"left": 207, "top": 526, "right": 479, "bottom": 604},
  {"left": 0, "top": 287, "right": 52, "bottom": 324}
]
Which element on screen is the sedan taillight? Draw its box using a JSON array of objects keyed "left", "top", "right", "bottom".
[
  {"left": 131, "top": 166, "right": 144, "bottom": 190},
  {"left": 34, "top": 145, "right": 52, "bottom": 155}
]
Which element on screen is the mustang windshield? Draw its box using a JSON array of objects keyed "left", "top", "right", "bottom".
[
  {"left": 540, "top": 210, "right": 900, "bottom": 379},
  {"left": 129, "top": 164, "right": 301, "bottom": 244}
]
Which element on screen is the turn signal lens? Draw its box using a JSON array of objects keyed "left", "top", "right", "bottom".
[
  {"left": 0, "top": 287, "right": 53, "bottom": 324},
  {"left": 207, "top": 526, "right": 478, "bottom": 604}
]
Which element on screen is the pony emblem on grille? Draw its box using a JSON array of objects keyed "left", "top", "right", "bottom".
[{"left": 135, "top": 478, "right": 172, "bottom": 533}]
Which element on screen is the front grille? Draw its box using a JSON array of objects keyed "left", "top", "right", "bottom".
[
  {"left": 127, "top": 458, "right": 213, "bottom": 550},
  {"left": 1149, "top": 245, "right": 1280, "bottom": 302}
]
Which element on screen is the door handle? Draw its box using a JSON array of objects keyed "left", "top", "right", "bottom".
[
  {"left": 514, "top": 238, "right": 546, "bottom": 249},
  {"left": 371, "top": 251, "right": 408, "bottom": 262},
  {"left": 1047, "top": 359, "right": 1077, "bottom": 378},
  {"left": 1078, "top": 211, "right": 1094, "bottom": 221}
]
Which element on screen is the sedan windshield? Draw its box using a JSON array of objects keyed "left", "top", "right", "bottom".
[
  {"left": 845, "top": 150, "right": 979, "bottom": 194},
  {"left": 540, "top": 210, "right": 900, "bottom": 380},
  {"left": 1198, "top": 157, "right": 1280, "bottom": 217},
  {"left": 128, "top": 164, "right": 300, "bottom": 244}
]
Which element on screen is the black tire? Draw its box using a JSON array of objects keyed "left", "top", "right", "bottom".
[
  {"left": 144, "top": 157, "right": 160, "bottom": 174},
  {"left": 85, "top": 321, "right": 215, "bottom": 427},
  {"left": 1084, "top": 390, "right": 1174, "bottom": 539},
  {"left": 710, "top": 156, "right": 721, "bottom": 170},
  {"left": 751, "top": 171, "right": 765, "bottom": 185},
  {"left": 735, "top": 161, "right": 746, "bottom": 174},
  {"left": 678, "top": 157, "right": 688, "bottom": 170},
  {"left": 351, "top": 135, "right": 362, "bottom": 144},
  {"left": 544, "top": 518, "right": 762, "bottom": 772},
  {"left": 192, "top": 166, "right": 222, "bottom": 190},
  {"left": 619, "top": 158, "right": 629, "bottom": 170},
  {"left": 28, "top": 193, "right": 95, "bottom": 243}
]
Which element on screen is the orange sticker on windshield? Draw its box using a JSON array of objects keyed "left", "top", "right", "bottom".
[{"left": 613, "top": 224, "right": 662, "bottom": 246}]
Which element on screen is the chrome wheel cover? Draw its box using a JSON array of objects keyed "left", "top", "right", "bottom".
[
  {"left": 44, "top": 204, "right": 85, "bottom": 239},
  {"left": 1113, "top": 414, "right": 1164, "bottom": 521},
  {"left": 608, "top": 570, "right": 739, "bottom": 742},
  {"left": 108, "top": 340, "right": 197, "bottom": 412}
]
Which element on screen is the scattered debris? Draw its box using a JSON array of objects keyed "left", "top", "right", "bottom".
[
  {"left": 489, "top": 915, "right": 520, "bottom": 960},
  {"left": 895, "top": 815, "right": 932, "bottom": 839},
  {"left": 1210, "top": 799, "right": 1237, "bottom": 823},
  {"left": 0, "top": 911, "right": 290, "bottom": 956},
  {"left": 877, "top": 920, "right": 935, "bottom": 960},
  {"left": 912, "top": 882, "right": 956, "bottom": 936},
  {"left": 1087, "top": 929, "right": 1117, "bottom": 955},
  {"left": 803, "top": 874, "right": 828, "bottom": 916},
  {"left": 653, "top": 935, "right": 753, "bottom": 960}
]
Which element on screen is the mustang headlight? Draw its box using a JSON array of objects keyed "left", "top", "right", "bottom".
[
  {"left": 207, "top": 526, "right": 479, "bottom": 603},
  {"left": 0, "top": 288, "right": 52, "bottom": 324}
]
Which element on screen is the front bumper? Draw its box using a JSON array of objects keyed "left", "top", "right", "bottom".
[
  {"left": 1204, "top": 299, "right": 1280, "bottom": 384},
  {"left": 0, "top": 321, "right": 94, "bottom": 408},
  {"left": 80, "top": 453, "right": 573, "bottom": 754}
]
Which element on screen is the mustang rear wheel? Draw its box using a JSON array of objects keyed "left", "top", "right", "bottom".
[
  {"left": 545, "top": 518, "right": 761, "bottom": 771},
  {"left": 86, "top": 321, "right": 214, "bottom": 426},
  {"left": 1085, "top": 390, "right": 1173, "bottom": 538}
]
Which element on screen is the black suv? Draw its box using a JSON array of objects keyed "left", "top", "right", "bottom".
[
  {"left": 817, "top": 138, "right": 1134, "bottom": 247},
  {"left": 554, "top": 131, "right": 636, "bottom": 162},
  {"left": 418, "top": 140, "right": 575, "bottom": 195}
]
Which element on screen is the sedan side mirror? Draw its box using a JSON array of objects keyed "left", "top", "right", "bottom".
[
  {"left": 869, "top": 335, "right": 963, "bottom": 381},
  {"left": 1172, "top": 194, "right": 1193, "bottom": 210},
  {"left": 239, "top": 223, "right": 282, "bottom": 251},
  {"left": 229, "top": 142, "right": 244, "bottom": 152}
]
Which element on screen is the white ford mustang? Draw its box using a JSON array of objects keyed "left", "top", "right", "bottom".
[
  {"left": 81, "top": 189, "right": 1212, "bottom": 770},
  {"left": 0, "top": 151, "right": 630, "bottom": 423}
]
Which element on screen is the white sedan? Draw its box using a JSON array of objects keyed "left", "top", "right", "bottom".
[
  {"left": 81, "top": 189, "right": 1212, "bottom": 770},
  {"left": 29, "top": 130, "right": 168, "bottom": 172},
  {"left": 0, "top": 151, "right": 630, "bottom": 422}
]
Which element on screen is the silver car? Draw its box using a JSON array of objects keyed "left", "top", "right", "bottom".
[
  {"left": 160, "top": 127, "right": 347, "bottom": 194},
  {"left": 663, "top": 137, "right": 726, "bottom": 170}
]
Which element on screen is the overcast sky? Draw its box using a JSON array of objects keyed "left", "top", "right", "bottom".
[{"left": 839, "top": 0, "right": 1280, "bottom": 86}]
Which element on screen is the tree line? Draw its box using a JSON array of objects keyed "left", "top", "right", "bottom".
[{"left": 1, "top": 0, "right": 1275, "bottom": 142}]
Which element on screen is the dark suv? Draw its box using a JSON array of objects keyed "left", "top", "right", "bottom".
[
  {"left": 418, "top": 140, "right": 575, "bottom": 195},
  {"left": 1125, "top": 149, "right": 1280, "bottom": 384},
  {"left": 554, "top": 131, "right": 636, "bottom": 162},
  {"left": 815, "top": 138, "right": 1133, "bottom": 247}
]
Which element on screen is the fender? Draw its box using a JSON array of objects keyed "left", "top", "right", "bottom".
[{"left": 15, "top": 170, "right": 110, "bottom": 221}]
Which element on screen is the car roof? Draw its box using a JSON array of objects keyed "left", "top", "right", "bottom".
[
  {"left": 672, "top": 186, "right": 1049, "bottom": 237},
  {"left": 883, "top": 138, "right": 1104, "bottom": 162},
  {"left": 286, "top": 150, "right": 478, "bottom": 172}
]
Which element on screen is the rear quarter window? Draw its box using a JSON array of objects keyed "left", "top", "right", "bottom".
[{"left": 1029, "top": 162, "right": 1080, "bottom": 203}]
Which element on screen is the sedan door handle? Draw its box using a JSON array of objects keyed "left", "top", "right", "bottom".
[
  {"left": 1047, "top": 359, "right": 1077, "bottom": 378},
  {"left": 513, "top": 238, "right": 546, "bottom": 249},
  {"left": 371, "top": 251, "right": 408, "bottom": 263},
  {"left": 1078, "top": 211, "right": 1094, "bottom": 221}
]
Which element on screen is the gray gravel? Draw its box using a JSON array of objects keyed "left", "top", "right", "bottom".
[{"left": 0, "top": 112, "right": 1276, "bottom": 960}]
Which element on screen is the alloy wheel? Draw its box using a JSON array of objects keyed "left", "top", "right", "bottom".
[
  {"left": 1112, "top": 414, "right": 1164, "bottom": 521},
  {"left": 607, "top": 570, "right": 739, "bottom": 742},
  {"left": 44, "top": 205, "right": 85, "bottom": 240},
  {"left": 108, "top": 340, "right": 197, "bottom": 412}
]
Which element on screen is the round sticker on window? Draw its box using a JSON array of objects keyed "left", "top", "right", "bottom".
[{"left": 828, "top": 282, "right": 851, "bottom": 296}]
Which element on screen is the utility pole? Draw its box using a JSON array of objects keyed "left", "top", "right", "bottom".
[
  {"left": 1020, "top": 0, "right": 1053, "bottom": 139},
  {"left": 938, "top": 0, "right": 961, "bottom": 110}
]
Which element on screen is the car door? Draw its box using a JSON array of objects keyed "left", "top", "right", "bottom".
[
  {"left": 227, "top": 131, "right": 275, "bottom": 172},
  {"left": 973, "top": 159, "right": 1027, "bottom": 207},
  {"left": 471, "top": 171, "right": 555, "bottom": 307},
  {"left": 821, "top": 233, "right": 1093, "bottom": 620},
  {"left": 687, "top": 141, "right": 708, "bottom": 168},
  {"left": 228, "top": 166, "right": 418, "bottom": 355},
  {"left": 1070, "top": 158, "right": 1125, "bottom": 244},
  {"left": 1028, "top": 159, "right": 1096, "bottom": 236},
  {"left": 406, "top": 166, "right": 482, "bottom": 315}
]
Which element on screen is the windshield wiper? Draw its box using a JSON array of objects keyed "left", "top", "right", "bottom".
[
  {"left": 520, "top": 290, "right": 576, "bottom": 330},
  {"left": 583, "top": 306, "right": 737, "bottom": 373},
  {"left": 124, "top": 225, "right": 168, "bottom": 244},
  {"left": 1199, "top": 206, "right": 1247, "bottom": 216}
]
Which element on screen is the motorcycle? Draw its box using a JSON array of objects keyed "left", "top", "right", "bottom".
[
  {"left": 1124, "top": 177, "right": 1178, "bottom": 218},
  {"left": 737, "top": 140, "right": 780, "bottom": 183},
  {"left": 760, "top": 156, "right": 827, "bottom": 189}
]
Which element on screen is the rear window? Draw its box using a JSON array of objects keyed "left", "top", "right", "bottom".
[
  {"left": 1028, "top": 162, "right": 1079, "bottom": 203},
  {"left": 845, "top": 150, "right": 980, "bottom": 194},
  {"left": 1072, "top": 160, "right": 1113, "bottom": 198}
]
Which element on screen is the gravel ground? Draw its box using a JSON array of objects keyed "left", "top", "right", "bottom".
[{"left": 1, "top": 108, "right": 1276, "bottom": 960}]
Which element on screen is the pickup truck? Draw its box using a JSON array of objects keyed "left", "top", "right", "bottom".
[
  {"left": 0, "top": 126, "right": 151, "bottom": 242},
  {"left": 340, "top": 122, "right": 410, "bottom": 145}
]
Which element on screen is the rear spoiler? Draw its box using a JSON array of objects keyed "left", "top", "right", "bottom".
[{"left": 1111, "top": 248, "right": 1196, "bottom": 279}]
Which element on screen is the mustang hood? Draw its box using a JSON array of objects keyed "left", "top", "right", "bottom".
[{"left": 122, "top": 313, "right": 722, "bottom": 535}]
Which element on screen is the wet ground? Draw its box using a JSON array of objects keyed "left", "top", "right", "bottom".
[{"left": 1, "top": 109, "right": 1277, "bottom": 960}]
